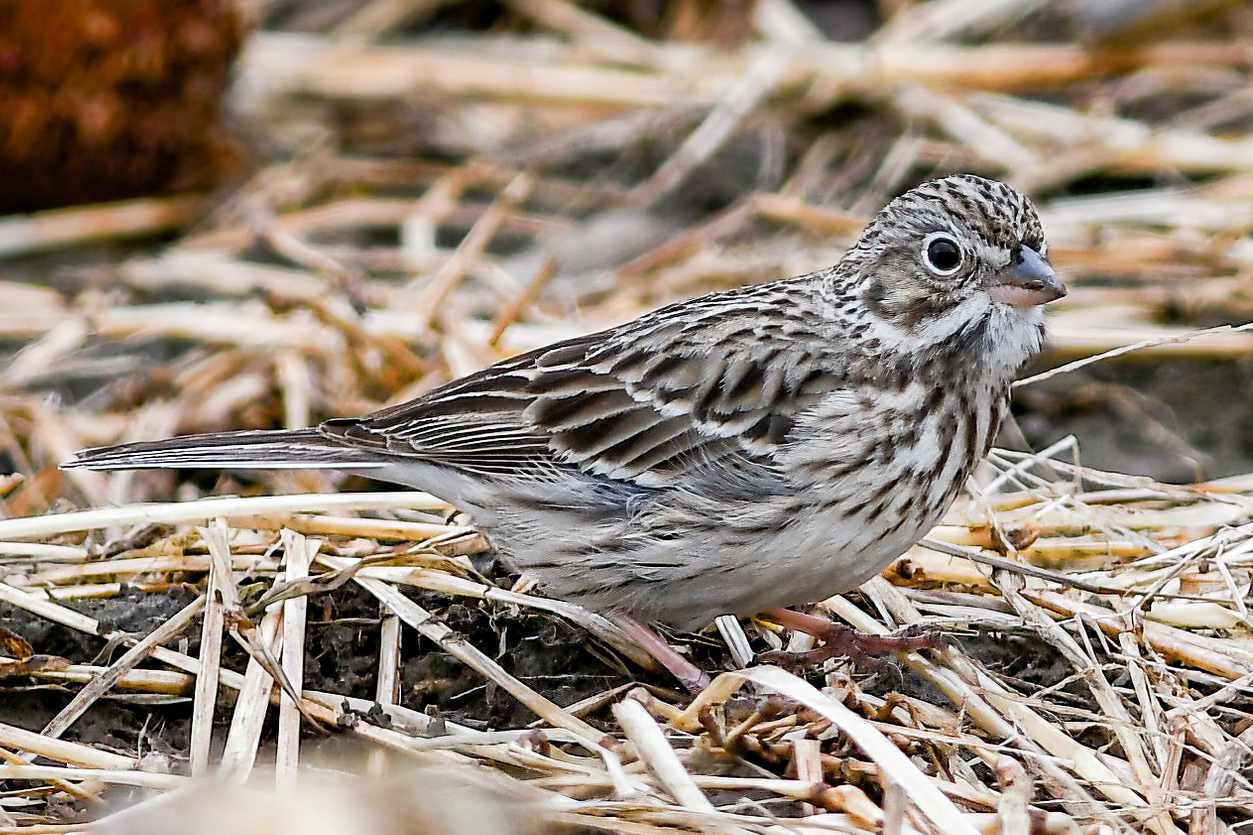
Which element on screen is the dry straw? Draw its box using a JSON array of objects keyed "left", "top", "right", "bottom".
[{"left": 2, "top": 0, "right": 1253, "bottom": 832}]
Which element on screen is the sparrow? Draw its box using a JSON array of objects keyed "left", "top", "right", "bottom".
[{"left": 65, "top": 174, "right": 1065, "bottom": 692}]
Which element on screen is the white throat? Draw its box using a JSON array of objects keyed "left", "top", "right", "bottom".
[{"left": 857, "top": 294, "right": 1045, "bottom": 384}]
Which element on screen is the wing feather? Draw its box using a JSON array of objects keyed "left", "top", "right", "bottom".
[{"left": 320, "top": 283, "right": 846, "bottom": 487}]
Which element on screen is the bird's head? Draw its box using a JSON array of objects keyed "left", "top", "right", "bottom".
[{"left": 838, "top": 174, "right": 1065, "bottom": 369}]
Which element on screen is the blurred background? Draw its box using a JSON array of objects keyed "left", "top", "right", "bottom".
[
  {"left": 3, "top": 0, "right": 1253, "bottom": 517},
  {"left": 3, "top": 4, "right": 1253, "bottom": 832}
]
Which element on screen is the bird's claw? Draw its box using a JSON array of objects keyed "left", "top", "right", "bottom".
[{"left": 759, "top": 621, "right": 948, "bottom": 683}]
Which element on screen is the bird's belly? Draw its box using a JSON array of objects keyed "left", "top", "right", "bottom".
[
  {"left": 494, "top": 452, "right": 963, "bottom": 628},
  {"left": 714, "top": 506, "right": 938, "bottom": 619},
  {"left": 582, "top": 497, "right": 943, "bottom": 629}
]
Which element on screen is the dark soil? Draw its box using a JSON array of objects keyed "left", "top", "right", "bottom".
[
  {"left": 0, "top": 572, "right": 648, "bottom": 764},
  {"left": 1017, "top": 356, "right": 1253, "bottom": 483},
  {"left": 0, "top": 575, "right": 1066, "bottom": 769}
]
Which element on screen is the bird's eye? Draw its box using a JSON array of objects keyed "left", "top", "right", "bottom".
[{"left": 922, "top": 234, "right": 963, "bottom": 276}]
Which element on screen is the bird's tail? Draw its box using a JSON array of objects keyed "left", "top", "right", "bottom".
[{"left": 62, "top": 429, "right": 387, "bottom": 472}]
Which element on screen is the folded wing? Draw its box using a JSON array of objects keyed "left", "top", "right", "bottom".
[{"left": 327, "top": 287, "right": 846, "bottom": 489}]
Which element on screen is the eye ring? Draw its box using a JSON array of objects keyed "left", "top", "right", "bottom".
[{"left": 922, "top": 232, "right": 963, "bottom": 276}]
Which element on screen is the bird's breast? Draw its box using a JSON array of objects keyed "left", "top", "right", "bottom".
[{"left": 781, "top": 381, "right": 1006, "bottom": 555}]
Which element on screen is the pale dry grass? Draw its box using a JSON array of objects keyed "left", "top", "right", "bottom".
[{"left": 2, "top": 1, "right": 1253, "bottom": 833}]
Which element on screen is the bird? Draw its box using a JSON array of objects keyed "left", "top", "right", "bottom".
[{"left": 65, "top": 174, "right": 1066, "bottom": 693}]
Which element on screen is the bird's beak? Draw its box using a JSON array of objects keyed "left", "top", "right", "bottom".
[{"left": 989, "top": 246, "right": 1067, "bottom": 307}]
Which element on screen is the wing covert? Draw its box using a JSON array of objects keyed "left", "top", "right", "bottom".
[{"left": 322, "top": 285, "right": 847, "bottom": 487}]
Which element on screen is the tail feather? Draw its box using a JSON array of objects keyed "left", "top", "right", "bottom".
[{"left": 62, "top": 429, "right": 388, "bottom": 472}]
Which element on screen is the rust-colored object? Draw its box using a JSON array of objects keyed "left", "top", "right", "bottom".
[{"left": 0, "top": 0, "right": 245, "bottom": 212}]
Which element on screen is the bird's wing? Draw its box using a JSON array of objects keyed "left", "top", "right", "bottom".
[{"left": 323, "top": 286, "right": 845, "bottom": 487}]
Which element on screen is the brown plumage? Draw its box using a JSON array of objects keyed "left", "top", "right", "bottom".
[{"left": 65, "top": 175, "right": 1065, "bottom": 685}]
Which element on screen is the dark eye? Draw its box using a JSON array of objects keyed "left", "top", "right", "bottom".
[{"left": 923, "top": 234, "right": 963, "bottom": 276}]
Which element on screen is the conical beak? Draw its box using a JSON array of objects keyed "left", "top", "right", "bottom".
[{"left": 989, "top": 245, "right": 1067, "bottom": 307}]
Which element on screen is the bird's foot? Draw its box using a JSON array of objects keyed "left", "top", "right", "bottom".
[{"left": 757, "top": 609, "right": 949, "bottom": 681}]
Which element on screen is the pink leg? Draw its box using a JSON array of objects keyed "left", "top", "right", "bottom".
[
  {"left": 614, "top": 614, "right": 711, "bottom": 695},
  {"left": 759, "top": 608, "right": 946, "bottom": 669}
]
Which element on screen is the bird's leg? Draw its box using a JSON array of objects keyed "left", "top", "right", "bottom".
[
  {"left": 614, "top": 614, "right": 711, "bottom": 695},
  {"left": 757, "top": 608, "right": 946, "bottom": 673}
]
